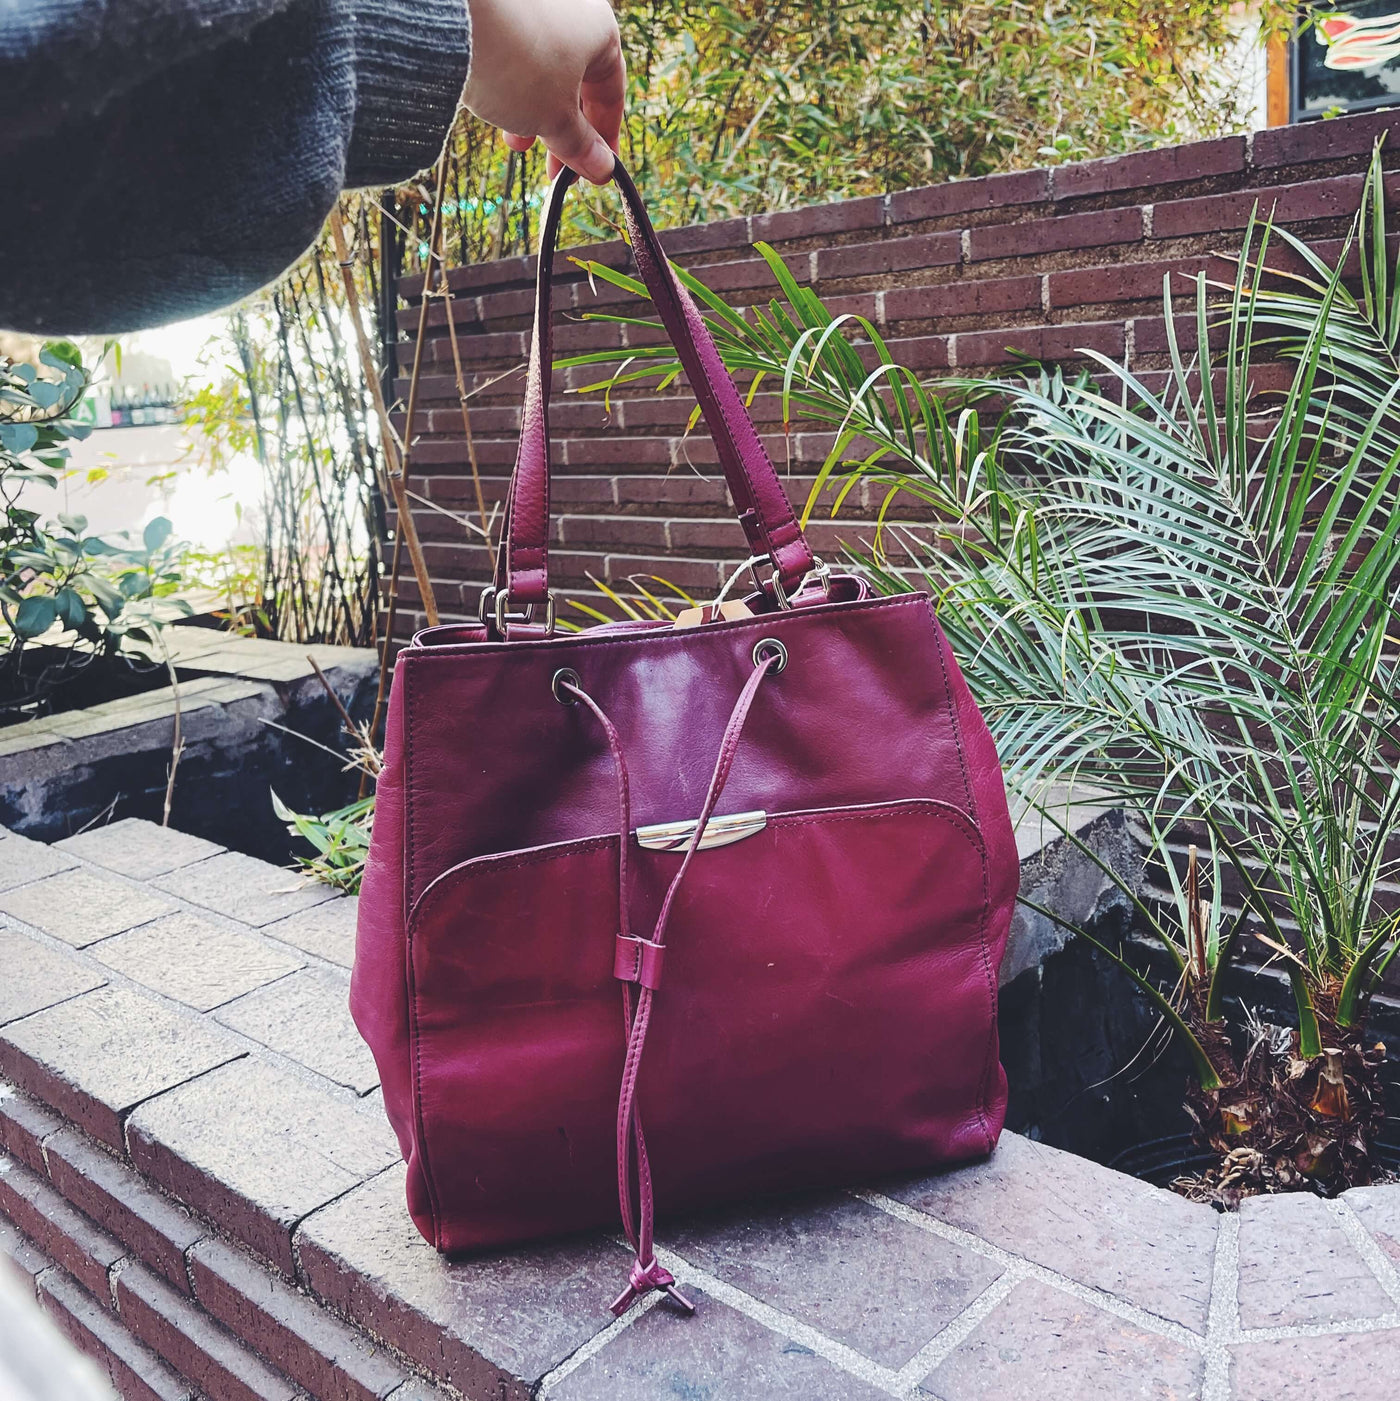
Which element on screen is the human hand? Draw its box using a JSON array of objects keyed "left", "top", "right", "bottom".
[{"left": 463, "top": 0, "right": 625, "bottom": 184}]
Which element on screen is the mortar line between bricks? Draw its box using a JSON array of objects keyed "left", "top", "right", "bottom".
[
  {"left": 106, "top": 1252, "right": 134, "bottom": 1310},
  {"left": 1234, "top": 1311, "right": 1400, "bottom": 1342},
  {"left": 287, "top": 1158, "right": 407, "bottom": 1286},
  {"left": 532, "top": 1288, "right": 666, "bottom": 1396},
  {"left": 27, "top": 1152, "right": 440, "bottom": 1401},
  {"left": 1330, "top": 1196, "right": 1400, "bottom": 1309},
  {"left": 1201, "top": 1209, "right": 1239, "bottom": 1401},
  {"left": 647, "top": 1241, "right": 909, "bottom": 1398},
  {"left": 203, "top": 963, "right": 305, "bottom": 1015},
  {"left": 29, "top": 1262, "right": 56, "bottom": 1301},
  {"left": 890, "top": 1269, "right": 1019, "bottom": 1395},
  {"left": 851, "top": 1188, "right": 1205, "bottom": 1351},
  {"left": 2, "top": 877, "right": 375, "bottom": 1109},
  {"left": 0, "top": 982, "right": 111, "bottom": 1035},
  {"left": 0, "top": 869, "right": 78, "bottom": 898},
  {"left": 180, "top": 1233, "right": 201, "bottom": 1297},
  {"left": 117, "top": 1052, "right": 251, "bottom": 1157}
]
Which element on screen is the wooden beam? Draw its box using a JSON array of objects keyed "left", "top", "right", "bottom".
[{"left": 1266, "top": 35, "right": 1290, "bottom": 128}]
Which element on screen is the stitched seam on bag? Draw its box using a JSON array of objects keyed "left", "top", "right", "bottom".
[
  {"left": 677, "top": 294, "right": 791, "bottom": 561},
  {"left": 412, "top": 801, "right": 986, "bottom": 941},
  {"left": 772, "top": 801, "right": 982, "bottom": 845},
  {"left": 920, "top": 593, "right": 997, "bottom": 1148},
  {"left": 411, "top": 803, "right": 985, "bottom": 930},
  {"left": 922, "top": 595, "right": 976, "bottom": 818},
  {"left": 773, "top": 801, "right": 998, "bottom": 1125},
  {"left": 970, "top": 831, "right": 997, "bottom": 1153},
  {"left": 403, "top": 658, "right": 446, "bottom": 1248},
  {"left": 411, "top": 592, "right": 924, "bottom": 661},
  {"left": 412, "top": 834, "right": 618, "bottom": 928}
]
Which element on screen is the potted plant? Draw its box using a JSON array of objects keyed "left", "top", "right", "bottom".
[{"left": 562, "top": 148, "right": 1400, "bottom": 1198}]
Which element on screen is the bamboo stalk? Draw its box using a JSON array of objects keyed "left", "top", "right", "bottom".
[
  {"left": 433, "top": 234, "right": 493, "bottom": 550},
  {"left": 329, "top": 216, "right": 439, "bottom": 629},
  {"left": 358, "top": 157, "right": 451, "bottom": 757}
]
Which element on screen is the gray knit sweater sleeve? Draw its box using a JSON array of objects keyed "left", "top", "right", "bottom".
[{"left": 0, "top": 1, "right": 471, "bottom": 334}]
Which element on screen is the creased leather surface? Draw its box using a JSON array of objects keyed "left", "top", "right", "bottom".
[
  {"left": 407, "top": 800, "right": 994, "bottom": 1251},
  {"left": 353, "top": 592, "right": 1019, "bottom": 1252}
]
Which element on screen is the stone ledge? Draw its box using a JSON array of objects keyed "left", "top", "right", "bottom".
[
  {"left": 2, "top": 818, "right": 1399, "bottom": 1397},
  {"left": 0, "top": 633, "right": 377, "bottom": 857}
]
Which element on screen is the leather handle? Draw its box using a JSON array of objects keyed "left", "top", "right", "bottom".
[{"left": 495, "top": 159, "right": 817, "bottom": 610}]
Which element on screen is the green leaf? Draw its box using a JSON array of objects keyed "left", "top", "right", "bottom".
[
  {"left": 25, "top": 381, "right": 63, "bottom": 410},
  {"left": 0, "top": 422, "right": 38, "bottom": 454},
  {"left": 1288, "top": 964, "right": 1323, "bottom": 1059},
  {"left": 86, "top": 577, "right": 124, "bottom": 617},
  {"left": 1336, "top": 915, "right": 1400, "bottom": 1026},
  {"left": 53, "top": 588, "right": 87, "bottom": 630},
  {"left": 142, "top": 517, "right": 173, "bottom": 553},
  {"left": 1204, "top": 908, "right": 1249, "bottom": 1024},
  {"left": 13, "top": 596, "right": 57, "bottom": 639},
  {"left": 1020, "top": 898, "right": 1223, "bottom": 1091},
  {"left": 41, "top": 341, "right": 83, "bottom": 371}
]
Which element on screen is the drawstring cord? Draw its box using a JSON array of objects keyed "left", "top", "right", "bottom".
[{"left": 562, "top": 649, "right": 780, "bottom": 1317}]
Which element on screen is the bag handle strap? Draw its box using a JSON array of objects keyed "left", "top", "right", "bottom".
[{"left": 488, "top": 159, "right": 818, "bottom": 627}]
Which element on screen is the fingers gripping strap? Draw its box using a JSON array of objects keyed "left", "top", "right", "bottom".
[{"left": 500, "top": 160, "right": 816, "bottom": 607}]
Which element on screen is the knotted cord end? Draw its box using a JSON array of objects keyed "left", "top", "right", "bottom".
[{"left": 608, "top": 1256, "right": 695, "bottom": 1317}]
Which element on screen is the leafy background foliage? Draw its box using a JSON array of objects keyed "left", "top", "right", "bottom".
[
  {"left": 169, "top": 2, "right": 1296, "bottom": 663},
  {"left": 393, "top": 1, "right": 1295, "bottom": 268},
  {"left": 1, "top": 344, "right": 191, "bottom": 713}
]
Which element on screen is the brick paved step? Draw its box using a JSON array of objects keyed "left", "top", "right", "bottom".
[
  {"left": 4, "top": 817, "right": 1400, "bottom": 1397},
  {"left": 2, "top": 1124, "right": 446, "bottom": 1401}
]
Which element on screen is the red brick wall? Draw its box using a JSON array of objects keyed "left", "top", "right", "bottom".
[{"left": 392, "top": 109, "right": 1400, "bottom": 632}]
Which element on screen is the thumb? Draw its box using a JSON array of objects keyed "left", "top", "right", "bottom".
[{"left": 542, "top": 104, "right": 616, "bottom": 186}]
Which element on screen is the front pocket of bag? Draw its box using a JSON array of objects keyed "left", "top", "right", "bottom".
[{"left": 406, "top": 798, "right": 995, "bottom": 1253}]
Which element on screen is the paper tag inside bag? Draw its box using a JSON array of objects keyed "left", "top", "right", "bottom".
[{"left": 672, "top": 600, "right": 754, "bottom": 630}]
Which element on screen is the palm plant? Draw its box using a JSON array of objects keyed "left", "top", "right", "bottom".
[{"left": 561, "top": 147, "right": 1400, "bottom": 1196}]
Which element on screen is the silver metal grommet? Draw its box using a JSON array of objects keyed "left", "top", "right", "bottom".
[
  {"left": 551, "top": 667, "right": 582, "bottom": 704},
  {"left": 752, "top": 638, "right": 787, "bottom": 674}
]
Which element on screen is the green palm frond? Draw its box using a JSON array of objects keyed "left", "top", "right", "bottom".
[{"left": 558, "top": 146, "right": 1400, "bottom": 1064}]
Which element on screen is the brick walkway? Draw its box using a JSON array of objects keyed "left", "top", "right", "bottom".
[{"left": 1, "top": 818, "right": 1398, "bottom": 1400}]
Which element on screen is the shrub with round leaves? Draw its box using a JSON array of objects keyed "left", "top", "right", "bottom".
[{"left": 1, "top": 344, "right": 191, "bottom": 707}]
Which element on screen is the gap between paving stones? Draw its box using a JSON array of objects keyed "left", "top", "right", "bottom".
[
  {"left": 532, "top": 1184, "right": 1205, "bottom": 1401},
  {"left": 0, "top": 853, "right": 373, "bottom": 1112},
  {"left": 0, "top": 830, "right": 439, "bottom": 1384},
  {"left": 533, "top": 1177, "right": 1400, "bottom": 1399}
]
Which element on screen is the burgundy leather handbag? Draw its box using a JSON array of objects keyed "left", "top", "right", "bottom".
[{"left": 352, "top": 161, "right": 1019, "bottom": 1317}]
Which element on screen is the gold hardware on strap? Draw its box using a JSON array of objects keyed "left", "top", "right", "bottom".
[{"left": 635, "top": 810, "right": 767, "bottom": 852}]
